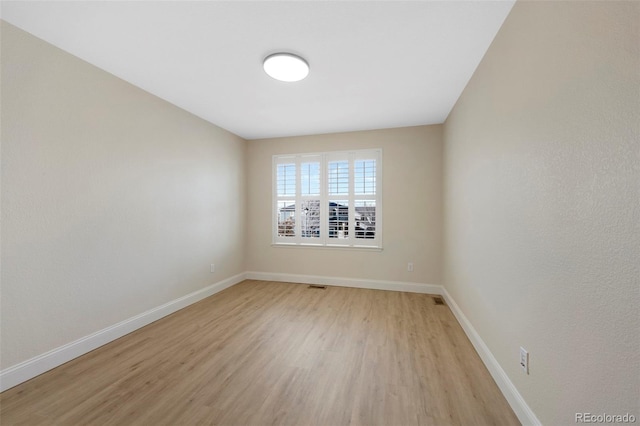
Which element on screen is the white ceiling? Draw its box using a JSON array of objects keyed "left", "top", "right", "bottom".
[{"left": 1, "top": 1, "right": 514, "bottom": 140}]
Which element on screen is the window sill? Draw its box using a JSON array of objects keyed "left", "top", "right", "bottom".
[{"left": 271, "top": 243, "right": 383, "bottom": 252}]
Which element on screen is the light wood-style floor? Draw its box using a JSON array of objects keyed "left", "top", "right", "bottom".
[{"left": 1, "top": 280, "right": 519, "bottom": 426}]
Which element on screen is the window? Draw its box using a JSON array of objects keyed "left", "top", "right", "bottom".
[{"left": 273, "top": 149, "right": 382, "bottom": 249}]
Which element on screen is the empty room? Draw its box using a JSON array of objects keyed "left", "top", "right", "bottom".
[{"left": 1, "top": 1, "right": 638, "bottom": 425}]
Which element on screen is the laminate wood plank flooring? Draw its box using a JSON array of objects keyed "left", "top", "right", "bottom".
[{"left": 0, "top": 280, "right": 520, "bottom": 426}]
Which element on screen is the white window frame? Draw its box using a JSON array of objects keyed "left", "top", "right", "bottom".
[{"left": 272, "top": 149, "right": 382, "bottom": 250}]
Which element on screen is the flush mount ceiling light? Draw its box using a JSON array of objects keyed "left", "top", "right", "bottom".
[{"left": 263, "top": 53, "right": 309, "bottom": 82}]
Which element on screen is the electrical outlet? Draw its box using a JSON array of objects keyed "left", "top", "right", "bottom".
[
  {"left": 407, "top": 262, "right": 413, "bottom": 272},
  {"left": 210, "top": 264, "right": 215, "bottom": 273},
  {"left": 520, "top": 347, "right": 529, "bottom": 374}
]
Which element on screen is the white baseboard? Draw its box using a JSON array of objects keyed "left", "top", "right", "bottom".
[
  {"left": 247, "top": 272, "right": 540, "bottom": 424},
  {"left": 0, "top": 272, "right": 246, "bottom": 392},
  {"left": 245, "top": 271, "right": 443, "bottom": 295},
  {"left": 1, "top": 270, "right": 539, "bottom": 426},
  {"left": 441, "top": 287, "right": 541, "bottom": 426}
]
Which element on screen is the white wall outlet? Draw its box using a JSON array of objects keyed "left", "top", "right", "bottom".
[
  {"left": 210, "top": 264, "right": 215, "bottom": 273},
  {"left": 407, "top": 262, "right": 414, "bottom": 272},
  {"left": 520, "top": 347, "right": 529, "bottom": 374}
]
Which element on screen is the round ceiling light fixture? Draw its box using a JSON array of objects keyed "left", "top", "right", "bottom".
[{"left": 263, "top": 53, "right": 309, "bottom": 82}]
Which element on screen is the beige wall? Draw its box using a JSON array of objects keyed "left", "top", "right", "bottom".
[
  {"left": 443, "top": 2, "right": 639, "bottom": 424},
  {"left": 0, "top": 22, "right": 247, "bottom": 369},
  {"left": 246, "top": 125, "right": 443, "bottom": 285}
]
